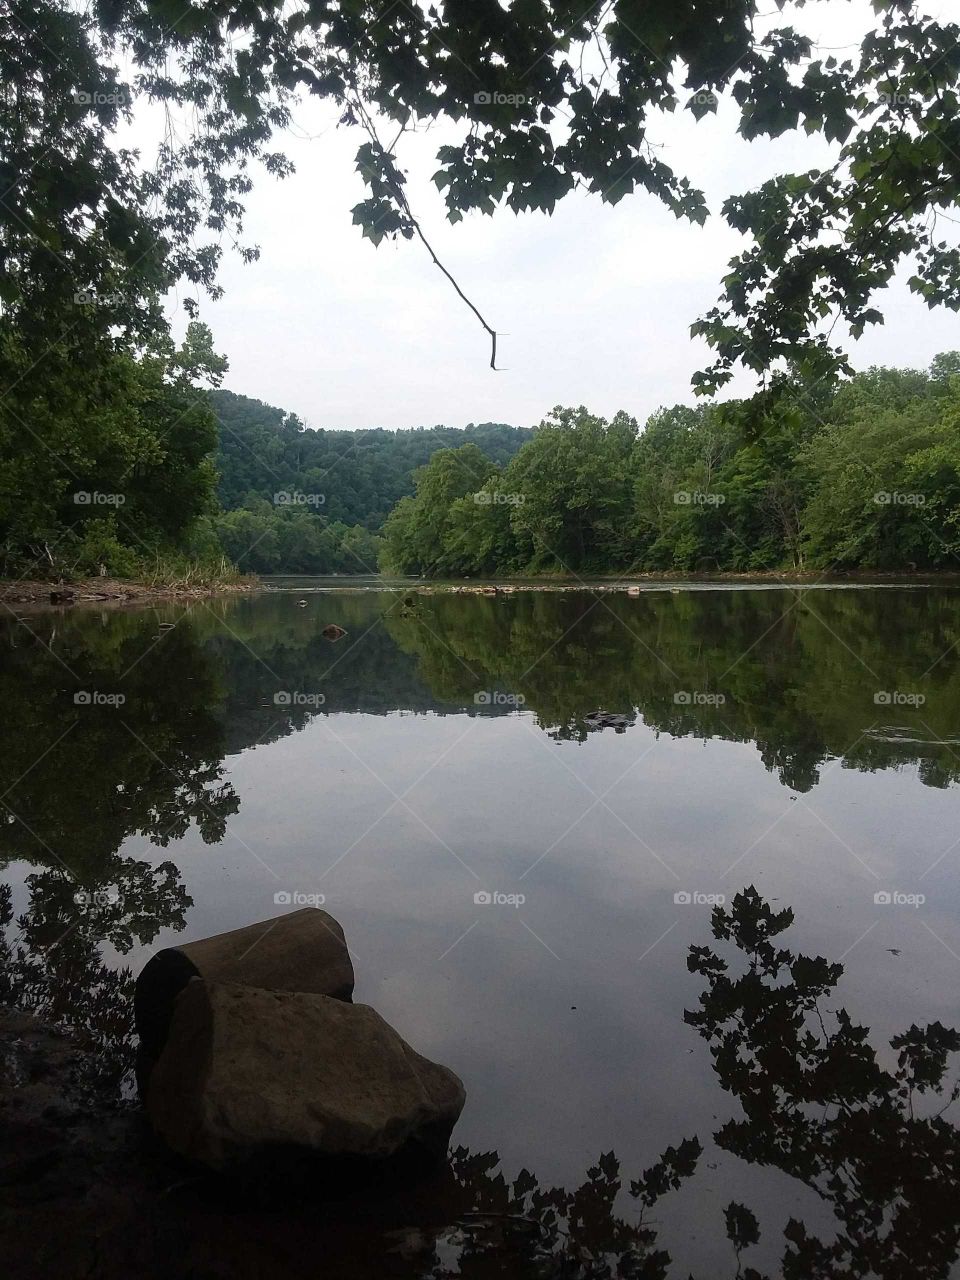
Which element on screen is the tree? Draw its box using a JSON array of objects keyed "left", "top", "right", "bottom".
[
  {"left": 800, "top": 390, "right": 960, "bottom": 569},
  {"left": 0, "top": 322, "right": 224, "bottom": 576},
  {"left": 632, "top": 404, "right": 737, "bottom": 570},
  {"left": 442, "top": 477, "right": 520, "bottom": 577},
  {"left": 506, "top": 407, "right": 638, "bottom": 571},
  {"left": 379, "top": 443, "right": 495, "bottom": 574},
  {"left": 209, "top": 390, "right": 531, "bottom": 526},
  {"left": 371, "top": 354, "right": 960, "bottom": 577},
  {"left": 8, "top": 2, "right": 960, "bottom": 397}
]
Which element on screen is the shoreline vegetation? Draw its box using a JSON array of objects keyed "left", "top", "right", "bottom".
[
  {"left": 7, "top": 356, "right": 960, "bottom": 588},
  {"left": 3, "top": 567, "right": 959, "bottom": 611},
  {"left": 378, "top": 362, "right": 960, "bottom": 581}
]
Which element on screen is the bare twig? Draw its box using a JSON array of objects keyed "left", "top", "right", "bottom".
[{"left": 345, "top": 72, "right": 503, "bottom": 370}]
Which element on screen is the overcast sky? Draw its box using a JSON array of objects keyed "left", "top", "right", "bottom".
[{"left": 163, "top": 1, "right": 958, "bottom": 432}]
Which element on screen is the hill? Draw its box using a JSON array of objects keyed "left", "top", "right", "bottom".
[
  {"left": 211, "top": 390, "right": 532, "bottom": 529},
  {"left": 207, "top": 390, "right": 532, "bottom": 574}
]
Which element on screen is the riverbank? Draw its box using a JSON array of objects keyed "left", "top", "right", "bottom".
[
  {"left": 4, "top": 570, "right": 957, "bottom": 610},
  {"left": 0, "top": 576, "right": 260, "bottom": 610},
  {"left": 259, "top": 568, "right": 960, "bottom": 595}
]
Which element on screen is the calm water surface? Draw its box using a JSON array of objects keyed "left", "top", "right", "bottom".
[{"left": 3, "top": 582, "right": 960, "bottom": 1276}]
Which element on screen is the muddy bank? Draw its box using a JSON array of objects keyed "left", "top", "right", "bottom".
[{"left": 0, "top": 577, "right": 260, "bottom": 611}]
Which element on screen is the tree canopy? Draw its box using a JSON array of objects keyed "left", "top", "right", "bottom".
[
  {"left": 380, "top": 354, "right": 960, "bottom": 576},
  {"left": 7, "top": 1, "right": 960, "bottom": 387},
  {"left": 6, "top": 2, "right": 960, "bottom": 578}
]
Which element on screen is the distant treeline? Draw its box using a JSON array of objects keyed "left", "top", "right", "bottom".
[
  {"left": 24, "top": 357, "right": 957, "bottom": 583},
  {"left": 210, "top": 390, "right": 532, "bottom": 573},
  {"left": 380, "top": 355, "right": 960, "bottom": 576}
]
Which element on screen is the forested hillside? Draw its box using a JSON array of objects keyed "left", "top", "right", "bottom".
[
  {"left": 212, "top": 391, "right": 531, "bottom": 526},
  {"left": 210, "top": 391, "right": 532, "bottom": 574}
]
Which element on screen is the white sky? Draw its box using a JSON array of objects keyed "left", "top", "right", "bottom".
[{"left": 160, "top": 1, "right": 959, "bottom": 431}]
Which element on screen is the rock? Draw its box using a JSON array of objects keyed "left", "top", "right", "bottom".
[
  {"left": 321, "top": 623, "right": 346, "bottom": 640},
  {"left": 134, "top": 908, "right": 354, "bottom": 1091},
  {"left": 145, "top": 980, "right": 466, "bottom": 1179},
  {"left": 0, "top": 1005, "right": 476, "bottom": 1273},
  {"left": 584, "top": 709, "right": 635, "bottom": 732},
  {"left": 626, "top": 585, "right": 641, "bottom": 596}
]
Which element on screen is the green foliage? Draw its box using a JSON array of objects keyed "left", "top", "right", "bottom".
[
  {"left": 211, "top": 390, "right": 532, "bottom": 527},
  {"left": 379, "top": 443, "right": 497, "bottom": 575},
  {"left": 507, "top": 408, "right": 638, "bottom": 572},
  {"left": 799, "top": 377, "right": 960, "bottom": 568},
  {"left": 7, "top": 0, "right": 960, "bottom": 422},
  {"left": 215, "top": 499, "right": 383, "bottom": 575},
  {"left": 207, "top": 392, "right": 532, "bottom": 575},
  {"left": 380, "top": 355, "right": 960, "bottom": 577},
  {"left": 68, "top": 517, "right": 141, "bottom": 579},
  {"left": 0, "top": 322, "right": 224, "bottom": 579},
  {"left": 8, "top": 1, "right": 960, "bottom": 582}
]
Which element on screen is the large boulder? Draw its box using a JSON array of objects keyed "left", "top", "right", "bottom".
[
  {"left": 145, "top": 979, "right": 465, "bottom": 1180},
  {"left": 134, "top": 909, "right": 354, "bottom": 1092}
]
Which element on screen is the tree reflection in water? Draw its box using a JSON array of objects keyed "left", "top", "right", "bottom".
[
  {"left": 383, "top": 887, "right": 959, "bottom": 1278},
  {"left": 2, "top": 595, "right": 960, "bottom": 1273},
  {"left": 2, "top": 881, "right": 958, "bottom": 1277},
  {"left": 0, "top": 608, "right": 238, "bottom": 1098},
  {"left": 684, "top": 887, "right": 960, "bottom": 1279}
]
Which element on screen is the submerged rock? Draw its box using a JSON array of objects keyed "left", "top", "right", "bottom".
[
  {"left": 321, "top": 623, "right": 347, "bottom": 640},
  {"left": 134, "top": 908, "right": 354, "bottom": 1092},
  {"left": 145, "top": 980, "right": 466, "bottom": 1178},
  {"left": 583, "top": 709, "right": 635, "bottom": 732}
]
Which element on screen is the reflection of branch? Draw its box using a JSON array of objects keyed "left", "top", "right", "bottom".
[{"left": 346, "top": 76, "right": 502, "bottom": 370}]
